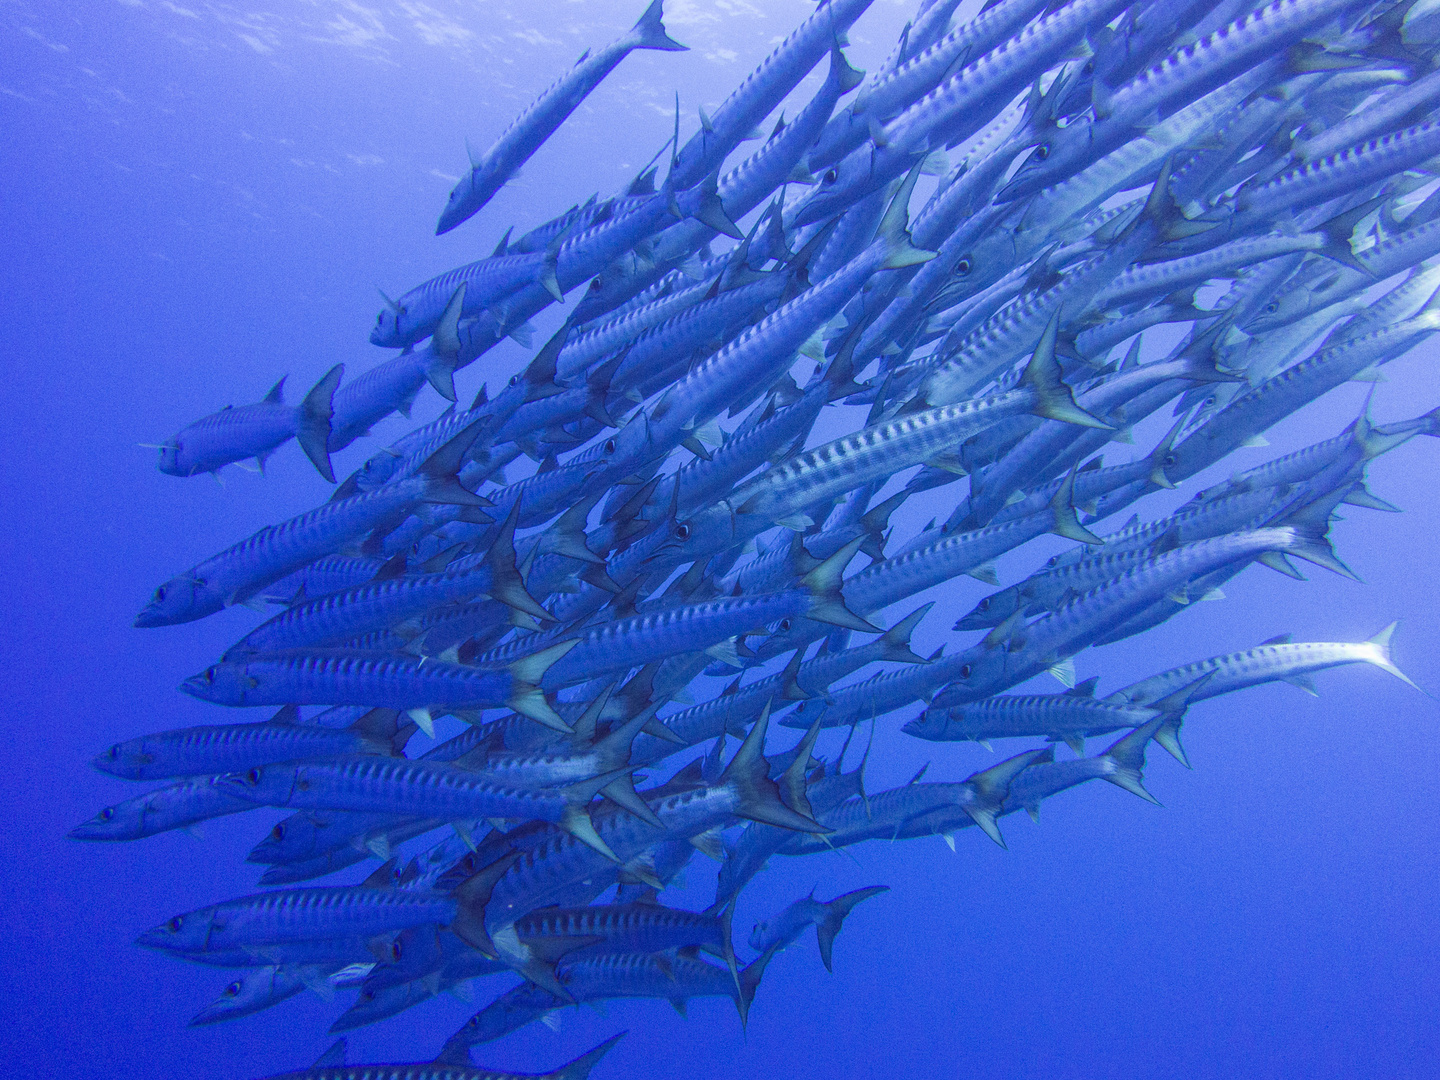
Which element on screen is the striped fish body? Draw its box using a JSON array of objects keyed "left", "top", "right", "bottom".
[
  {"left": 514, "top": 901, "right": 725, "bottom": 959},
  {"left": 161, "top": 401, "right": 301, "bottom": 477},
  {"left": 807, "top": 0, "right": 1050, "bottom": 171},
  {"left": 1170, "top": 316, "right": 1438, "bottom": 481},
  {"left": 137, "top": 885, "right": 458, "bottom": 955},
  {"left": 668, "top": 0, "right": 876, "bottom": 190},
  {"left": 220, "top": 756, "right": 576, "bottom": 824},
  {"left": 936, "top": 526, "right": 1332, "bottom": 706},
  {"left": 139, "top": 475, "right": 453, "bottom": 627},
  {"left": 906, "top": 694, "right": 1157, "bottom": 742},
  {"left": 93, "top": 720, "right": 394, "bottom": 781},
  {"left": 68, "top": 777, "right": 255, "bottom": 842},
  {"left": 231, "top": 562, "right": 494, "bottom": 655},
  {"left": 1107, "top": 637, "right": 1408, "bottom": 706},
  {"left": 183, "top": 652, "right": 519, "bottom": 711}
]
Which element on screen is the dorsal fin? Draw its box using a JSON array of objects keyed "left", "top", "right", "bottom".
[
  {"left": 570, "top": 682, "right": 616, "bottom": 744},
  {"left": 491, "top": 226, "right": 513, "bottom": 258},
  {"left": 262, "top": 376, "right": 287, "bottom": 405},
  {"left": 372, "top": 552, "right": 408, "bottom": 581},
  {"left": 267, "top": 704, "right": 300, "bottom": 725},
  {"left": 1259, "top": 632, "right": 1294, "bottom": 646},
  {"left": 360, "top": 858, "right": 398, "bottom": 888},
  {"left": 312, "top": 1039, "right": 347, "bottom": 1069},
  {"left": 1064, "top": 676, "right": 1099, "bottom": 698}
]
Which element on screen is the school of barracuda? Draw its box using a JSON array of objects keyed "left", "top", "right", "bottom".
[{"left": 80, "top": 0, "right": 1440, "bottom": 1074}]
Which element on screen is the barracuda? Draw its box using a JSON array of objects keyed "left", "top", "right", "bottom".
[
  {"left": 1107, "top": 623, "right": 1420, "bottom": 706},
  {"left": 667, "top": 0, "right": 876, "bottom": 191},
  {"left": 1168, "top": 302, "right": 1440, "bottom": 481},
  {"left": 807, "top": 0, "right": 1050, "bottom": 171},
  {"left": 91, "top": 706, "right": 411, "bottom": 782},
  {"left": 137, "top": 881, "right": 460, "bottom": 958},
  {"left": 631, "top": 603, "right": 931, "bottom": 760},
  {"left": 435, "top": 0, "right": 685, "bottom": 234},
  {"left": 217, "top": 754, "right": 631, "bottom": 861},
  {"left": 137, "top": 420, "right": 490, "bottom": 627},
  {"left": 795, "top": 0, "right": 1132, "bottom": 225},
  {"left": 181, "top": 641, "right": 579, "bottom": 732},
  {"left": 999, "top": 0, "right": 1366, "bottom": 202},
  {"left": 934, "top": 513, "right": 1357, "bottom": 707}
]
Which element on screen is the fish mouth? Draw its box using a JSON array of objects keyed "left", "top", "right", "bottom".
[
  {"left": 435, "top": 206, "right": 464, "bottom": 236},
  {"left": 134, "top": 929, "right": 177, "bottom": 951},
  {"left": 179, "top": 674, "right": 216, "bottom": 701},
  {"left": 133, "top": 608, "right": 165, "bottom": 628}
]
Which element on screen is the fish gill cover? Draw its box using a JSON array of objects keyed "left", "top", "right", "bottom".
[{"left": 11, "top": 0, "right": 1440, "bottom": 1076}]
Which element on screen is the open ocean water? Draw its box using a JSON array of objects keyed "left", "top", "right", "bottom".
[{"left": 3, "top": 1, "right": 1439, "bottom": 1077}]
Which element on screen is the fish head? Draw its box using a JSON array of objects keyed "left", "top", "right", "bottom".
[
  {"left": 369, "top": 926, "right": 445, "bottom": 985},
  {"left": 434, "top": 164, "right": 498, "bottom": 236},
  {"left": 953, "top": 590, "right": 1016, "bottom": 631},
  {"left": 792, "top": 149, "right": 873, "bottom": 227},
  {"left": 358, "top": 449, "right": 404, "bottom": 490},
  {"left": 334, "top": 980, "right": 431, "bottom": 1031},
  {"left": 777, "top": 695, "right": 830, "bottom": 729},
  {"left": 748, "top": 919, "right": 769, "bottom": 951},
  {"left": 247, "top": 812, "right": 322, "bottom": 864},
  {"left": 90, "top": 737, "right": 156, "bottom": 780},
  {"left": 931, "top": 648, "right": 1009, "bottom": 708},
  {"left": 215, "top": 762, "right": 300, "bottom": 806},
  {"left": 570, "top": 264, "right": 632, "bottom": 324},
  {"left": 1240, "top": 287, "right": 1312, "bottom": 335},
  {"left": 180, "top": 661, "right": 259, "bottom": 706},
  {"left": 135, "top": 573, "right": 223, "bottom": 628},
  {"left": 190, "top": 967, "right": 287, "bottom": 1026},
  {"left": 370, "top": 304, "right": 401, "bottom": 348},
  {"left": 653, "top": 505, "right": 733, "bottom": 564},
  {"left": 901, "top": 708, "right": 952, "bottom": 740},
  {"left": 136, "top": 906, "right": 216, "bottom": 954},
  {"left": 68, "top": 801, "right": 140, "bottom": 841},
  {"left": 995, "top": 124, "right": 1087, "bottom": 204},
  {"left": 154, "top": 440, "right": 184, "bottom": 476}
]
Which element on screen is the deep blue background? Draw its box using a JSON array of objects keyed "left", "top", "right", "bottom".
[{"left": 3, "top": 2, "right": 1438, "bottom": 1077}]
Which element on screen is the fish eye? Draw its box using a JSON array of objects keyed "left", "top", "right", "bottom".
[
  {"left": 955, "top": 258, "right": 972, "bottom": 276},
  {"left": 1203, "top": 396, "right": 1216, "bottom": 407},
  {"left": 778, "top": 618, "right": 792, "bottom": 632},
  {"left": 823, "top": 169, "right": 838, "bottom": 185},
  {"left": 674, "top": 523, "right": 691, "bottom": 540},
  {"left": 509, "top": 375, "right": 520, "bottom": 387},
  {"left": 390, "top": 941, "right": 403, "bottom": 961},
  {"left": 1046, "top": 555, "right": 1059, "bottom": 567},
  {"left": 1033, "top": 144, "right": 1050, "bottom": 161},
  {"left": 960, "top": 664, "right": 972, "bottom": 679},
  {"left": 589, "top": 279, "right": 602, "bottom": 292},
  {"left": 154, "top": 586, "right": 167, "bottom": 602},
  {"left": 1265, "top": 302, "right": 1279, "bottom": 314},
  {"left": 362, "top": 989, "right": 376, "bottom": 1002},
  {"left": 246, "top": 768, "right": 262, "bottom": 785},
  {"left": 100, "top": 807, "right": 114, "bottom": 821},
  {"left": 604, "top": 439, "right": 616, "bottom": 454},
  {"left": 1164, "top": 453, "right": 1177, "bottom": 467},
  {"left": 1084, "top": 60, "right": 1095, "bottom": 74},
  {"left": 203, "top": 668, "right": 215, "bottom": 685},
  {"left": 167, "top": 916, "right": 184, "bottom": 932},
  {"left": 977, "top": 598, "right": 989, "bottom": 611},
  {"left": 224, "top": 981, "right": 242, "bottom": 998},
  {"left": 270, "top": 824, "right": 284, "bottom": 840},
  {"left": 108, "top": 745, "right": 121, "bottom": 759}
]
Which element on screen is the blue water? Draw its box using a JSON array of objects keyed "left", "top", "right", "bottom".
[{"left": 4, "top": 2, "right": 1439, "bottom": 1077}]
